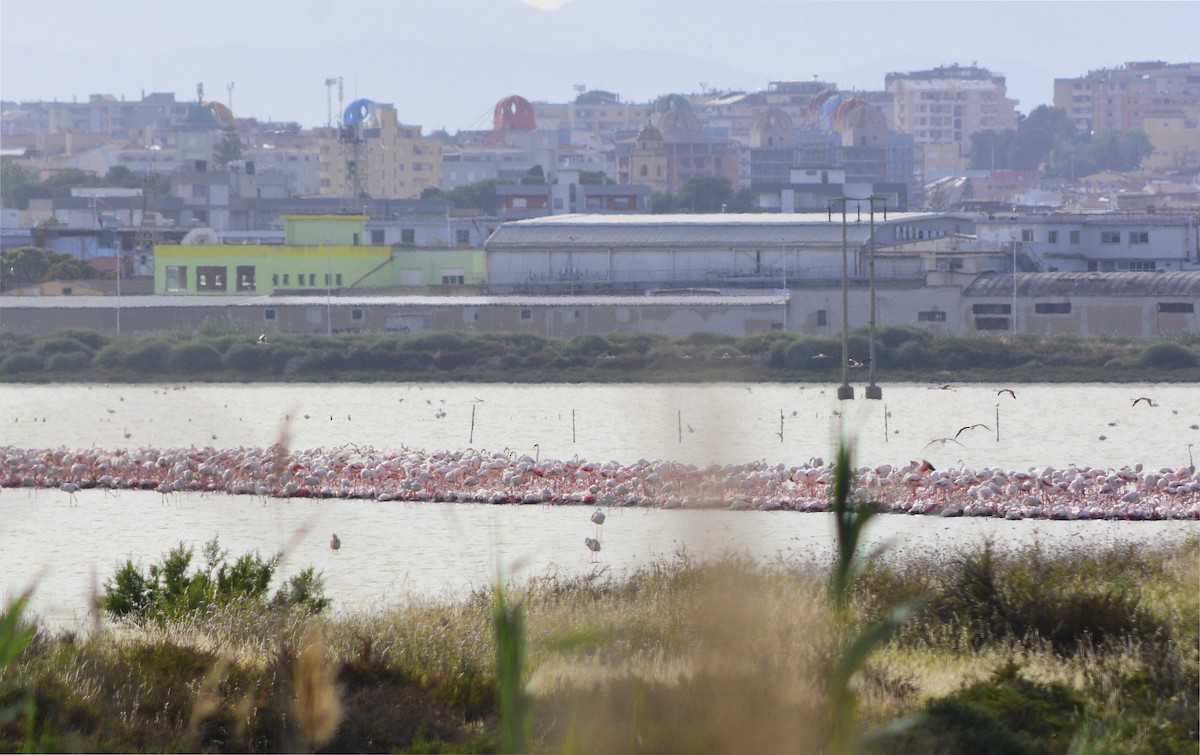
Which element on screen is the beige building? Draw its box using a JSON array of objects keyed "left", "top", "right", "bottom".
[
  {"left": 1053, "top": 61, "right": 1200, "bottom": 133},
  {"left": 1141, "top": 111, "right": 1200, "bottom": 171},
  {"left": 887, "top": 64, "right": 1018, "bottom": 161},
  {"left": 317, "top": 103, "right": 441, "bottom": 200}
]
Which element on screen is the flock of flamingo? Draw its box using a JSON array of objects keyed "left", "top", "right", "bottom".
[{"left": 2, "top": 443, "right": 1198, "bottom": 522}]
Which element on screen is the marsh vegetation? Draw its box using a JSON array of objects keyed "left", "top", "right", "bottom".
[{"left": 0, "top": 326, "right": 1198, "bottom": 383}]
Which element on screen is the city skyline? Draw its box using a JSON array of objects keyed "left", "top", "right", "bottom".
[{"left": 3, "top": 0, "right": 1199, "bottom": 132}]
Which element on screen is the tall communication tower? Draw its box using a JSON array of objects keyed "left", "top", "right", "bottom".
[{"left": 133, "top": 173, "right": 160, "bottom": 273}]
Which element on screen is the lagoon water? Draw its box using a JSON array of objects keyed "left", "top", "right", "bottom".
[{"left": 3, "top": 382, "right": 1198, "bottom": 627}]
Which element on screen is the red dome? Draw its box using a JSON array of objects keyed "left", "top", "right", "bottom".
[{"left": 493, "top": 95, "right": 537, "bottom": 131}]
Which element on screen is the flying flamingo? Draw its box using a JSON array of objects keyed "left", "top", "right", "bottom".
[
  {"left": 997, "top": 388, "right": 1016, "bottom": 399},
  {"left": 1131, "top": 397, "right": 1153, "bottom": 407}
]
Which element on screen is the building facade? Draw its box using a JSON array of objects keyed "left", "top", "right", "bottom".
[
  {"left": 1053, "top": 61, "right": 1200, "bottom": 133},
  {"left": 317, "top": 102, "right": 442, "bottom": 200},
  {"left": 886, "top": 64, "right": 1019, "bottom": 179}
]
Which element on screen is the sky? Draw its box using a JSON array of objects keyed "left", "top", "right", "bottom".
[{"left": 3, "top": 0, "right": 1198, "bottom": 133}]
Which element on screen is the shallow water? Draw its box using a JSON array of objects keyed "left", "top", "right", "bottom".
[{"left": 3, "top": 381, "right": 1198, "bottom": 628}]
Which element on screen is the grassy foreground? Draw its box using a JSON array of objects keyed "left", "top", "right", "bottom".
[
  {"left": 2, "top": 535, "right": 1196, "bottom": 753},
  {"left": 1, "top": 325, "right": 1198, "bottom": 383}
]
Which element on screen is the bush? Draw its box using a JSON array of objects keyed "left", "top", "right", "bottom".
[
  {"left": 223, "top": 342, "right": 277, "bottom": 374},
  {"left": 101, "top": 537, "right": 328, "bottom": 624},
  {"left": 1138, "top": 342, "right": 1198, "bottom": 370},
  {"left": 0, "top": 352, "right": 42, "bottom": 374},
  {"left": 171, "top": 341, "right": 223, "bottom": 374},
  {"left": 37, "top": 336, "right": 93, "bottom": 357},
  {"left": 45, "top": 351, "right": 91, "bottom": 371},
  {"left": 124, "top": 340, "right": 171, "bottom": 373},
  {"left": 562, "top": 334, "right": 611, "bottom": 357}
]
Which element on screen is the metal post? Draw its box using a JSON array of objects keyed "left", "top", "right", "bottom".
[
  {"left": 1012, "top": 243, "right": 1017, "bottom": 334},
  {"left": 837, "top": 199, "right": 853, "bottom": 400},
  {"left": 567, "top": 235, "right": 577, "bottom": 296},
  {"left": 325, "top": 240, "right": 332, "bottom": 336},
  {"left": 865, "top": 196, "right": 881, "bottom": 399}
]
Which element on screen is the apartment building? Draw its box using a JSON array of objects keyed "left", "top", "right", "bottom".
[
  {"left": 317, "top": 102, "right": 442, "bottom": 200},
  {"left": 1053, "top": 61, "right": 1200, "bottom": 133},
  {"left": 614, "top": 106, "right": 740, "bottom": 194},
  {"left": 887, "top": 65, "right": 1018, "bottom": 183},
  {"left": 976, "top": 212, "right": 1200, "bottom": 273}
]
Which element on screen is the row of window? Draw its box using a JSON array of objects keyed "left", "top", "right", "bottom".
[
  {"left": 971, "top": 302, "right": 1193, "bottom": 315},
  {"left": 1019, "top": 229, "right": 1149, "bottom": 245}
]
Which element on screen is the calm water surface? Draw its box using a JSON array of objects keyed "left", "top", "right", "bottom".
[{"left": 3, "top": 382, "right": 1197, "bottom": 627}]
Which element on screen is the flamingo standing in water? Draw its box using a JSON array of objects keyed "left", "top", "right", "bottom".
[
  {"left": 330, "top": 533, "right": 341, "bottom": 553},
  {"left": 590, "top": 508, "right": 606, "bottom": 538},
  {"left": 585, "top": 537, "right": 601, "bottom": 563}
]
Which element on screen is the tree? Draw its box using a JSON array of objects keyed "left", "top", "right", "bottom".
[
  {"left": 1, "top": 158, "right": 36, "bottom": 208},
  {"left": 577, "top": 170, "right": 613, "bottom": 185},
  {"left": 0, "top": 247, "right": 106, "bottom": 287},
  {"left": 213, "top": 127, "right": 243, "bottom": 167},
  {"left": 442, "top": 179, "right": 506, "bottom": 215},
  {"left": 652, "top": 176, "right": 755, "bottom": 214}
]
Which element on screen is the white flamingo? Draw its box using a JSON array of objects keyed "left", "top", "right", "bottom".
[
  {"left": 330, "top": 533, "right": 341, "bottom": 553},
  {"left": 590, "top": 508, "right": 606, "bottom": 537},
  {"left": 585, "top": 536, "right": 601, "bottom": 563}
]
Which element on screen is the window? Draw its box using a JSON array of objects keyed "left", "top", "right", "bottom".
[
  {"left": 400, "top": 229, "right": 415, "bottom": 245},
  {"left": 816, "top": 309, "right": 827, "bottom": 326},
  {"left": 1101, "top": 231, "right": 1121, "bottom": 244},
  {"left": 442, "top": 274, "right": 465, "bottom": 285},
  {"left": 165, "top": 265, "right": 188, "bottom": 292},
  {"left": 640, "top": 165, "right": 648, "bottom": 177},
  {"left": 1035, "top": 302, "right": 1071, "bottom": 314},
  {"left": 236, "top": 265, "right": 256, "bottom": 292},
  {"left": 1157, "top": 302, "right": 1194, "bottom": 313},
  {"left": 1021, "top": 229, "right": 1034, "bottom": 242},
  {"left": 456, "top": 229, "right": 470, "bottom": 245},
  {"left": 308, "top": 273, "right": 316, "bottom": 286},
  {"left": 1130, "top": 231, "right": 1149, "bottom": 244},
  {"left": 282, "top": 274, "right": 289, "bottom": 286},
  {"left": 975, "top": 317, "right": 1009, "bottom": 331},
  {"left": 972, "top": 303, "right": 1011, "bottom": 315},
  {"left": 1048, "top": 231, "right": 1059, "bottom": 244},
  {"left": 335, "top": 273, "right": 343, "bottom": 286},
  {"left": 520, "top": 308, "right": 532, "bottom": 320},
  {"left": 272, "top": 274, "right": 279, "bottom": 286},
  {"left": 371, "top": 229, "right": 385, "bottom": 244},
  {"left": 264, "top": 309, "right": 276, "bottom": 321},
  {"left": 351, "top": 308, "right": 364, "bottom": 321},
  {"left": 918, "top": 310, "right": 947, "bottom": 322},
  {"left": 196, "top": 266, "right": 226, "bottom": 292},
  {"left": 62, "top": 286, "right": 73, "bottom": 295},
  {"left": 1070, "top": 230, "right": 1080, "bottom": 245},
  {"left": 1127, "top": 260, "right": 1157, "bottom": 272}
]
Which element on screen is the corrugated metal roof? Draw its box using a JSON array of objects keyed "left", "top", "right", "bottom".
[
  {"left": 486, "top": 212, "right": 945, "bottom": 250},
  {"left": 963, "top": 271, "right": 1200, "bottom": 297},
  {"left": 0, "top": 294, "right": 788, "bottom": 310}
]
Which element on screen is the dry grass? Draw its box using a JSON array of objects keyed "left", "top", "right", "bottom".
[{"left": 2, "top": 536, "right": 1196, "bottom": 752}]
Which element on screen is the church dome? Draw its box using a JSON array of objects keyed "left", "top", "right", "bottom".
[{"left": 657, "top": 106, "right": 701, "bottom": 134}]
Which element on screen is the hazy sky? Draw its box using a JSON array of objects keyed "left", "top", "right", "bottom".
[{"left": 3, "top": 0, "right": 1197, "bottom": 132}]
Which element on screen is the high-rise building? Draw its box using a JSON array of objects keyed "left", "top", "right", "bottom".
[
  {"left": 317, "top": 102, "right": 441, "bottom": 200},
  {"left": 1053, "top": 61, "right": 1200, "bottom": 133},
  {"left": 887, "top": 64, "right": 1018, "bottom": 180}
]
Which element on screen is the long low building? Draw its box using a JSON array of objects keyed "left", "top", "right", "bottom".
[{"left": 1, "top": 271, "right": 1196, "bottom": 338}]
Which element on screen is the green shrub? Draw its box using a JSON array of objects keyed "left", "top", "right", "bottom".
[
  {"left": 124, "top": 340, "right": 171, "bottom": 373},
  {"left": 562, "top": 334, "right": 611, "bottom": 357},
  {"left": 1138, "top": 342, "right": 1199, "bottom": 370},
  {"left": 101, "top": 537, "right": 328, "bottom": 624},
  {"left": 170, "top": 341, "right": 223, "bottom": 374},
  {"left": 223, "top": 342, "right": 277, "bottom": 374},
  {"left": 50, "top": 328, "right": 108, "bottom": 351},
  {"left": 37, "top": 336, "right": 93, "bottom": 357},
  {"left": 0, "top": 352, "right": 42, "bottom": 374},
  {"left": 45, "top": 351, "right": 91, "bottom": 371}
]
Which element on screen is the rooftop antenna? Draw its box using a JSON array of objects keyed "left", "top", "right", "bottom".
[
  {"left": 226, "top": 81, "right": 234, "bottom": 114},
  {"left": 324, "top": 77, "right": 340, "bottom": 128},
  {"left": 196, "top": 82, "right": 204, "bottom": 104},
  {"left": 573, "top": 84, "right": 587, "bottom": 95}
]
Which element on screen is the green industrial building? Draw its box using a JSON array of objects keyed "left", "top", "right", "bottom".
[{"left": 154, "top": 215, "right": 486, "bottom": 295}]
